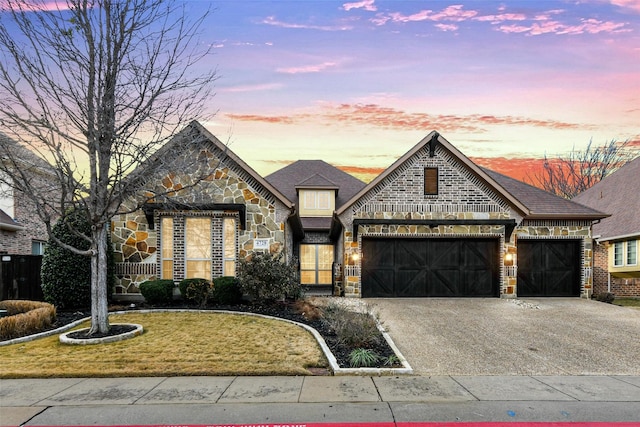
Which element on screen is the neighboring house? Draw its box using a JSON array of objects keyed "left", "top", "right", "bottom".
[
  {"left": 0, "top": 133, "right": 56, "bottom": 256},
  {"left": 1, "top": 133, "right": 60, "bottom": 300},
  {"left": 573, "top": 157, "right": 640, "bottom": 297},
  {"left": 114, "top": 123, "right": 607, "bottom": 299}
]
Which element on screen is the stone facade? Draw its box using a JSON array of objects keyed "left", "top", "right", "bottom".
[{"left": 112, "top": 130, "right": 291, "bottom": 297}]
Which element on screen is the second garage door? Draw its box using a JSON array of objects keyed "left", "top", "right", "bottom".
[
  {"left": 361, "top": 237, "right": 500, "bottom": 298},
  {"left": 517, "top": 239, "right": 581, "bottom": 297}
]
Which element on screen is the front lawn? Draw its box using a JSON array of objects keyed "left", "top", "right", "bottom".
[
  {"left": 614, "top": 298, "right": 640, "bottom": 309},
  {"left": 0, "top": 311, "right": 327, "bottom": 378}
]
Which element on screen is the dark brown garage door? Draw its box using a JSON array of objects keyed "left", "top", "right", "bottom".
[
  {"left": 361, "top": 238, "right": 500, "bottom": 298},
  {"left": 517, "top": 239, "right": 581, "bottom": 297}
]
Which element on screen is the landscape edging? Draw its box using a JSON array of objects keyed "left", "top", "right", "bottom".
[{"left": 0, "top": 308, "right": 413, "bottom": 375}]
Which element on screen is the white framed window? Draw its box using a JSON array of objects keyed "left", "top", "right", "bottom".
[
  {"left": 223, "top": 217, "right": 236, "bottom": 277},
  {"left": 303, "top": 190, "right": 331, "bottom": 210},
  {"left": 32, "top": 240, "right": 46, "bottom": 255},
  {"left": 627, "top": 240, "right": 638, "bottom": 266},
  {"left": 161, "top": 217, "right": 174, "bottom": 280},
  {"left": 614, "top": 242, "right": 624, "bottom": 267},
  {"left": 185, "top": 217, "right": 212, "bottom": 279}
]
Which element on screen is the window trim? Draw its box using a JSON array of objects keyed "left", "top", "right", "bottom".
[
  {"left": 424, "top": 167, "right": 438, "bottom": 196},
  {"left": 300, "top": 243, "right": 334, "bottom": 285},
  {"left": 613, "top": 241, "right": 624, "bottom": 267},
  {"left": 626, "top": 240, "right": 638, "bottom": 266}
]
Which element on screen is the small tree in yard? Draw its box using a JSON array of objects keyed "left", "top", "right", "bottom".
[
  {"left": 0, "top": 0, "right": 217, "bottom": 334},
  {"left": 238, "top": 252, "right": 301, "bottom": 303}
]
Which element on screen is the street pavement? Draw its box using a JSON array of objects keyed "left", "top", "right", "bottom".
[{"left": 2, "top": 375, "right": 640, "bottom": 426}]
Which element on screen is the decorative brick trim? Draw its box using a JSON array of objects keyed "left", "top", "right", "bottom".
[{"left": 115, "top": 263, "right": 157, "bottom": 276}]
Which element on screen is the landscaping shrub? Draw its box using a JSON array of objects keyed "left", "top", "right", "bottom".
[
  {"left": 212, "top": 276, "right": 243, "bottom": 305},
  {"left": 139, "top": 279, "right": 175, "bottom": 305},
  {"left": 179, "top": 278, "right": 214, "bottom": 307},
  {"left": 41, "top": 209, "right": 115, "bottom": 309},
  {"left": 595, "top": 291, "right": 615, "bottom": 304},
  {"left": 322, "top": 302, "right": 382, "bottom": 348},
  {"left": 0, "top": 300, "right": 56, "bottom": 340},
  {"left": 348, "top": 348, "right": 380, "bottom": 368},
  {"left": 238, "top": 252, "right": 301, "bottom": 303}
]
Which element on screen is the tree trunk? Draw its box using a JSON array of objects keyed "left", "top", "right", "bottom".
[{"left": 89, "top": 224, "right": 110, "bottom": 335}]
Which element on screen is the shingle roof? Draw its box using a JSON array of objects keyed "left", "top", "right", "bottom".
[
  {"left": 572, "top": 156, "right": 640, "bottom": 240},
  {"left": 337, "top": 131, "right": 607, "bottom": 221},
  {"left": 296, "top": 173, "right": 339, "bottom": 189},
  {"left": 265, "top": 160, "right": 366, "bottom": 209},
  {"left": 481, "top": 167, "right": 608, "bottom": 219},
  {"left": 0, "top": 208, "right": 24, "bottom": 231}
]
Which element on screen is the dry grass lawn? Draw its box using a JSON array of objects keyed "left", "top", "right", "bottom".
[{"left": 0, "top": 312, "right": 327, "bottom": 378}]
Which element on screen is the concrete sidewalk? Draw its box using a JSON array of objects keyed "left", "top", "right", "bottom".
[{"left": 2, "top": 375, "right": 640, "bottom": 425}]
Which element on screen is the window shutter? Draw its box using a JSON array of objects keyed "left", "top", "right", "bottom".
[{"left": 424, "top": 167, "right": 438, "bottom": 195}]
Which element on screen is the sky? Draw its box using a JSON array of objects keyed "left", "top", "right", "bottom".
[{"left": 186, "top": 0, "right": 640, "bottom": 183}]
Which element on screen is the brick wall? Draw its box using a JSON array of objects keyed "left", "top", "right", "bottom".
[{"left": 0, "top": 185, "right": 55, "bottom": 256}]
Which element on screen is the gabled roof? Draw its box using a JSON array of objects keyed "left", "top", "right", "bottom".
[
  {"left": 296, "top": 173, "right": 339, "bottom": 190},
  {"left": 266, "top": 160, "right": 366, "bottom": 208},
  {"left": 125, "top": 121, "right": 294, "bottom": 210},
  {"left": 572, "top": 156, "right": 640, "bottom": 240},
  {"left": 337, "top": 131, "right": 608, "bottom": 221}
]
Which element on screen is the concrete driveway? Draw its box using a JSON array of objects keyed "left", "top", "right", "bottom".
[{"left": 367, "top": 298, "right": 640, "bottom": 376}]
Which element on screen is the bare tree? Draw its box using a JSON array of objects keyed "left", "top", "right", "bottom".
[
  {"left": 527, "top": 139, "right": 637, "bottom": 199},
  {"left": 0, "top": 0, "right": 217, "bottom": 334}
]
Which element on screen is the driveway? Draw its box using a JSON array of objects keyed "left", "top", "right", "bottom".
[{"left": 367, "top": 298, "right": 640, "bottom": 375}]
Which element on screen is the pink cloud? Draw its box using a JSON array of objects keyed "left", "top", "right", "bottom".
[
  {"left": 277, "top": 62, "right": 338, "bottom": 74},
  {"left": 343, "top": 0, "right": 377, "bottom": 12},
  {"left": 261, "top": 16, "right": 352, "bottom": 31},
  {"left": 220, "top": 83, "right": 283, "bottom": 93},
  {"left": 435, "top": 23, "right": 459, "bottom": 32},
  {"left": 385, "top": 5, "right": 478, "bottom": 24},
  {"left": 226, "top": 103, "right": 584, "bottom": 134},
  {"left": 498, "top": 17, "right": 629, "bottom": 35},
  {"left": 610, "top": 0, "right": 640, "bottom": 12},
  {"left": 474, "top": 13, "right": 527, "bottom": 23}
]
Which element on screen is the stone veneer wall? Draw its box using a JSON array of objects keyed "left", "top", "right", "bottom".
[
  {"left": 112, "top": 142, "right": 289, "bottom": 296},
  {"left": 512, "top": 220, "right": 593, "bottom": 298}
]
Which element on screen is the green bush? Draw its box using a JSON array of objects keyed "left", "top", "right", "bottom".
[
  {"left": 348, "top": 348, "right": 380, "bottom": 368},
  {"left": 179, "top": 278, "right": 213, "bottom": 307},
  {"left": 212, "top": 276, "right": 243, "bottom": 305},
  {"left": 139, "top": 279, "right": 175, "bottom": 305},
  {"left": 595, "top": 292, "right": 615, "bottom": 304},
  {"left": 41, "top": 209, "right": 115, "bottom": 309},
  {"left": 238, "top": 252, "right": 300, "bottom": 303}
]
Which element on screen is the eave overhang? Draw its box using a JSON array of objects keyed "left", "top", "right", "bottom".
[
  {"left": 352, "top": 218, "right": 517, "bottom": 240},
  {"left": 143, "top": 202, "right": 246, "bottom": 230}
]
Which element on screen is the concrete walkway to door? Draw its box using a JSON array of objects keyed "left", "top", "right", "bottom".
[{"left": 368, "top": 298, "right": 640, "bottom": 376}]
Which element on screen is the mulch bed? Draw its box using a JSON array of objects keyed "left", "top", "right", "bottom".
[{"left": 31, "top": 301, "right": 402, "bottom": 369}]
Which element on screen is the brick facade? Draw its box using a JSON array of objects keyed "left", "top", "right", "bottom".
[
  {"left": 0, "top": 179, "right": 56, "bottom": 256},
  {"left": 337, "top": 144, "right": 595, "bottom": 298}
]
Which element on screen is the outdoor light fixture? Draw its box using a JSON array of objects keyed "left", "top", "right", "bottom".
[{"left": 504, "top": 253, "right": 514, "bottom": 266}]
